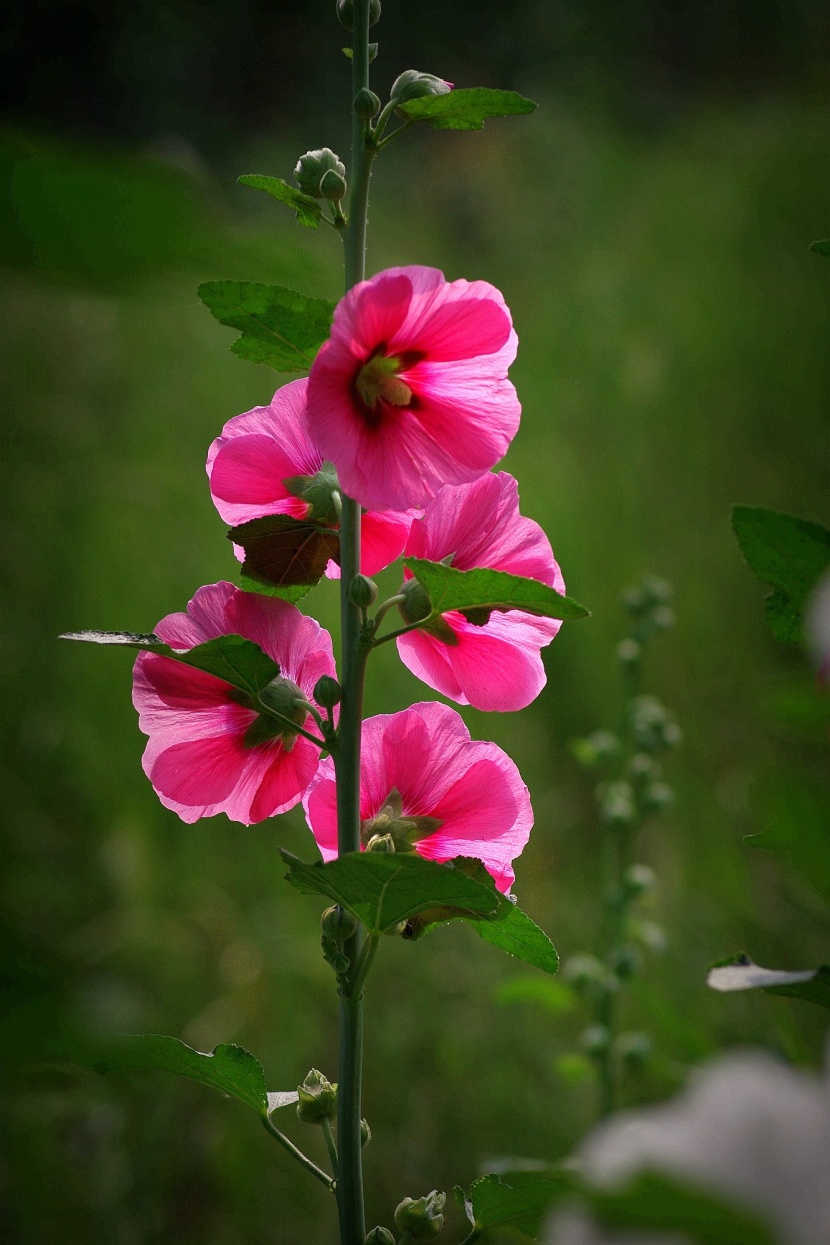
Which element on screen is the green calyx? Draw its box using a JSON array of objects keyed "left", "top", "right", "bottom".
[
  {"left": 355, "top": 354, "right": 413, "bottom": 410},
  {"left": 394, "top": 1190, "right": 446, "bottom": 1239},
  {"left": 360, "top": 788, "right": 442, "bottom": 851},
  {"left": 397, "top": 578, "right": 459, "bottom": 646},
  {"left": 390, "top": 70, "right": 451, "bottom": 107},
  {"left": 294, "top": 148, "right": 346, "bottom": 199},
  {"left": 244, "top": 676, "right": 308, "bottom": 751},
  {"left": 283, "top": 461, "right": 341, "bottom": 524},
  {"left": 296, "top": 1068, "right": 338, "bottom": 1124}
]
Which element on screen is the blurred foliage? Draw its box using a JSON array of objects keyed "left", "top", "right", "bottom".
[{"left": 2, "top": 3, "right": 830, "bottom": 1239}]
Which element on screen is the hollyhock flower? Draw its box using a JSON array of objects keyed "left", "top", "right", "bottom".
[
  {"left": 206, "top": 377, "right": 413, "bottom": 577},
  {"left": 302, "top": 700, "right": 532, "bottom": 893},
  {"left": 306, "top": 265, "right": 521, "bottom": 512},
  {"left": 132, "top": 582, "right": 335, "bottom": 825},
  {"left": 396, "top": 472, "right": 565, "bottom": 712}
]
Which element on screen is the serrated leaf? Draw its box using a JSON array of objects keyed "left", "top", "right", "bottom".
[
  {"left": 198, "top": 281, "right": 335, "bottom": 372},
  {"left": 280, "top": 850, "right": 499, "bottom": 934},
  {"left": 457, "top": 1169, "right": 575, "bottom": 1238},
  {"left": 810, "top": 239, "right": 830, "bottom": 256},
  {"left": 404, "top": 558, "right": 589, "bottom": 624},
  {"left": 238, "top": 175, "right": 322, "bottom": 228},
  {"left": 232, "top": 514, "right": 340, "bottom": 592},
  {"left": 398, "top": 88, "right": 537, "bottom": 132},
  {"left": 731, "top": 505, "right": 830, "bottom": 642},
  {"left": 85, "top": 1034, "right": 269, "bottom": 1113},
  {"left": 61, "top": 631, "right": 280, "bottom": 701},
  {"left": 707, "top": 954, "right": 830, "bottom": 1009}
]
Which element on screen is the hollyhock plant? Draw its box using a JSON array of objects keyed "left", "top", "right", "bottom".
[
  {"left": 306, "top": 265, "right": 521, "bottom": 512},
  {"left": 133, "top": 581, "right": 335, "bottom": 824},
  {"left": 207, "top": 377, "right": 414, "bottom": 577},
  {"left": 303, "top": 700, "right": 533, "bottom": 893},
  {"left": 397, "top": 471, "right": 565, "bottom": 712}
]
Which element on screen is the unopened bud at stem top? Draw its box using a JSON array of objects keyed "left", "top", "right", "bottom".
[
  {"left": 294, "top": 148, "right": 346, "bottom": 199},
  {"left": 336, "top": 0, "right": 381, "bottom": 29},
  {"left": 296, "top": 1068, "right": 337, "bottom": 1123},
  {"left": 364, "top": 1230, "right": 395, "bottom": 1245}
]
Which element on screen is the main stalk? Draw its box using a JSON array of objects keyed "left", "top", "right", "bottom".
[{"left": 334, "top": 1, "right": 375, "bottom": 1241}]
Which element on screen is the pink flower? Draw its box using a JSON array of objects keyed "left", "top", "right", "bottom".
[
  {"left": 132, "top": 582, "right": 335, "bottom": 825},
  {"left": 397, "top": 472, "right": 565, "bottom": 712},
  {"left": 306, "top": 265, "right": 521, "bottom": 512},
  {"left": 303, "top": 700, "right": 532, "bottom": 893},
  {"left": 207, "top": 377, "right": 413, "bottom": 578}
]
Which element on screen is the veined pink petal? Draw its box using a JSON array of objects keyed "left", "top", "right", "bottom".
[
  {"left": 302, "top": 701, "right": 531, "bottom": 891},
  {"left": 307, "top": 265, "right": 522, "bottom": 511},
  {"left": 397, "top": 473, "right": 565, "bottom": 711},
  {"left": 132, "top": 583, "right": 335, "bottom": 825}
]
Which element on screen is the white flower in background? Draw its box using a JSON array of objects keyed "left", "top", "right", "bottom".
[{"left": 546, "top": 1046, "right": 830, "bottom": 1245}]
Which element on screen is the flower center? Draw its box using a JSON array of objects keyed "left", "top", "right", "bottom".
[
  {"left": 355, "top": 354, "right": 413, "bottom": 411},
  {"left": 360, "top": 787, "right": 443, "bottom": 852},
  {"left": 243, "top": 676, "right": 308, "bottom": 752}
]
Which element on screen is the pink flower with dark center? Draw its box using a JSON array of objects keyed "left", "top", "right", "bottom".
[
  {"left": 132, "top": 582, "right": 335, "bottom": 825},
  {"left": 397, "top": 472, "right": 565, "bottom": 712},
  {"left": 207, "top": 377, "right": 414, "bottom": 577},
  {"left": 306, "top": 265, "right": 521, "bottom": 512},
  {"left": 303, "top": 700, "right": 532, "bottom": 893}
]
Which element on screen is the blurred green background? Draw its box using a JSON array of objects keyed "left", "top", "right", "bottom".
[{"left": 3, "top": 2, "right": 830, "bottom": 1242}]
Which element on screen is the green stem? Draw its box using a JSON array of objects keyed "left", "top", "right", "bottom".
[
  {"left": 333, "top": 4, "right": 377, "bottom": 1242},
  {"left": 321, "top": 1115, "right": 339, "bottom": 1177},
  {"left": 261, "top": 1115, "right": 335, "bottom": 1192}
]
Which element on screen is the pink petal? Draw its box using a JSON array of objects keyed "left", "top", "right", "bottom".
[
  {"left": 150, "top": 732, "right": 248, "bottom": 809},
  {"left": 396, "top": 630, "right": 467, "bottom": 704}
]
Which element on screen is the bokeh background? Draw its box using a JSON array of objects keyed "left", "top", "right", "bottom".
[{"left": 3, "top": 2, "right": 830, "bottom": 1241}]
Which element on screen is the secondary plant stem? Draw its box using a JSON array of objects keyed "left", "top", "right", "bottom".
[
  {"left": 261, "top": 1116, "right": 335, "bottom": 1191},
  {"left": 333, "top": 3, "right": 376, "bottom": 1242}
]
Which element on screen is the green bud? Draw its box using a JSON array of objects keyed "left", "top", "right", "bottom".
[
  {"left": 390, "top": 70, "right": 452, "bottom": 106},
  {"left": 627, "top": 752, "right": 660, "bottom": 784},
  {"left": 321, "top": 905, "right": 358, "bottom": 943},
  {"left": 354, "top": 87, "right": 381, "bottom": 119},
  {"left": 631, "top": 918, "right": 668, "bottom": 954},
  {"left": 597, "top": 780, "right": 636, "bottom": 828},
  {"left": 610, "top": 943, "right": 643, "bottom": 980},
  {"left": 616, "top": 1031, "right": 653, "bottom": 1069},
  {"left": 314, "top": 675, "right": 342, "bottom": 709},
  {"left": 245, "top": 676, "right": 308, "bottom": 750},
  {"left": 364, "top": 1230, "right": 395, "bottom": 1245},
  {"left": 320, "top": 168, "right": 347, "bottom": 202},
  {"left": 294, "top": 148, "right": 346, "bottom": 199},
  {"left": 398, "top": 577, "right": 432, "bottom": 624},
  {"left": 296, "top": 1069, "right": 337, "bottom": 1123},
  {"left": 617, "top": 637, "right": 642, "bottom": 666},
  {"left": 641, "top": 781, "right": 674, "bottom": 812},
  {"left": 641, "top": 575, "right": 673, "bottom": 606},
  {"left": 570, "top": 730, "right": 621, "bottom": 768},
  {"left": 562, "top": 954, "right": 617, "bottom": 999},
  {"left": 365, "top": 832, "right": 396, "bottom": 853},
  {"left": 652, "top": 604, "right": 675, "bottom": 631},
  {"left": 336, "top": 0, "right": 381, "bottom": 30},
  {"left": 349, "top": 574, "right": 378, "bottom": 609},
  {"left": 580, "top": 1023, "right": 611, "bottom": 1058},
  {"left": 622, "top": 863, "right": 656, "bottom": 896},
  {"left": 629, "top": 695, "right": 679, "bottom": 753},
  {"left": 394, "top": 1190, "right": 446, "bottom": 1239},
  {"left": 361, "top": 1117, "right": 372, "bottom": 1147}
]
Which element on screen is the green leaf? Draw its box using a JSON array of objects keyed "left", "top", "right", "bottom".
[
  {"left": 85, "top": 1034, "right": 270, "bottom": 1114},
  {"left": 404, "top": 558, "right": 590, "bottom": 625},
  {"left": 589, "top": 1172, "right": 775, "bottom": 1245},
  {"left": 810, "top": 239, "right": 830, "bottom": 256},
  {"left": 197, "top": 281, "right": 335, "bottom": 372},
  {"left": 280, "top": 850, "right": 499, "bottom": 934},
  {"left": 456, "top": 1169, "right": 575, "bottom": 1238},
  {"left": 707, "top": 954, "right": 830, "bottom": 1009},
  {"left": 398, "top": 88, "right": 537, "bottom": 132},
  {"left": 238, "top": 174, "right": 322, "bottom": 228},
  {"left": 731, "top": 505, "right": 830, "bottom": 642},
  {"left": 61, "top": 631, "right": 280, "bottom": 701},
  {"left": 231, "top": 514, "right": 341, "bottom": 595}
]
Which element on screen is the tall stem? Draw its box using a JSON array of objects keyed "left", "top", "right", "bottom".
[{"left": 334, "top": 3, "right": 376, "bottom": 1242}]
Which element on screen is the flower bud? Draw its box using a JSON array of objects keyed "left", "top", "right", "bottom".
[
  {"left": 314, "top": 675, "right": 342, "bottom": 709},
  {"left": 364, "top": 1230, "right": 395, "bottom": 1245},
  {"left": 627, "top": 752, "right": 660, "bottom": 784},
  {"left": 562, "top": 954, "right": 617, "bottom": 999},
  {"left": 597, "top": 780, "right": 636, "bottom": 828},
  {"left": 629, "top": 695, "right": 679, "bottom": 753},
  {"left": 581, "top": 1023, "right": 611, "bottom": 1057},
  {"left": 296, "top": 1069, "right": 337, "bottom": 1123},
  {"left": 610, "top": 943, "right": 642, "bottom": 980},
  {"left": 354, "top": 87, "right": 381, "bottom": 119},
  {"left": 336, "top": 0, "right": 381, "bottom": 30},
  {"left": 617, "top": 637, "right": 641, "bottom": 666},
  {"left": 349, "top": 574, "right": 378, "bottom": 609},
  {"left": 294, "top": 148, "right": 346, "bottom": 199},
  {"left": 398, "top": 576, "right": 432, "bottom": 624},
  {"left": 366, "top": 832, "right": 396, "bottom": 853},
  {"left": 641, "top": 780, "right": 674, "bottom": 812},
  {"left": 570, "top": 730, "right": 621, "bottom": 768},
  {"left": 641, "top": 575, "right": 672, "bottom": 606},
  {"left": 390, "top": 70, "right": 452, "bottom": 106},
  {"left": 320, "top": 168, "right": 347, "bottom": 202},
  {"left": 616, "top": 1030, "right": 653, "bottom": 1069},
  {"left": 652, "top": 604, "right": 675, "bottom": 631},
  {"left": 394, "top": 1190, "right": 446, "bottom": 1239},
  {"left": 622, "top": 863, "right": 656, "bottom": 897},
  {"left": 321, "top": 904, "right": 358, "bottom": 943},
  {"left": 361, "top": 1117, "right": 372, "bottom": 1147}
]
